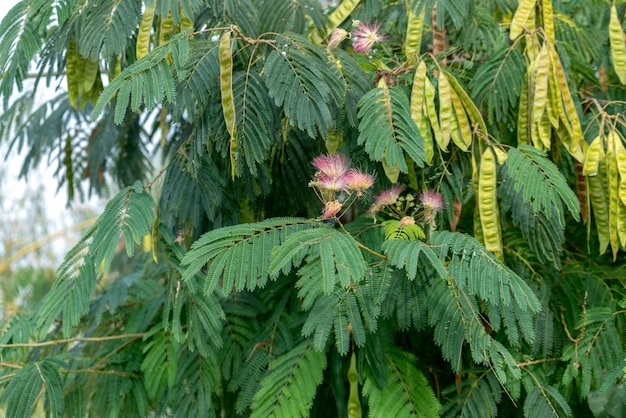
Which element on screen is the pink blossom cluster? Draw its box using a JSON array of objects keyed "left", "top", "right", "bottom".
[
  {"left": 309, "top": 154, "right": 374, "bottom": 220},
  {"left": 352, "top": 21, "right": 388, "bottom": 54},
  {"left": 369, "top": 186, "right": 444, "bottom": 228}
]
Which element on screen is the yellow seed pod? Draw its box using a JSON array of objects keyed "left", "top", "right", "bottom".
[
  {"left": 410, "top": 61, "right": 433, "bottom": 163},
  {"left": 582, "top": 135, "right": 605, "bottom": 176},
  {"left": 159, "top": 12, "right": 174, "bottom": 46},
  {"left": 66, "top": 39, "right": 79, "bottom": 108},
  {"left": 325, "top": 0, "right": 361, "bottom": 37},
  {"left": 437, "top": 73, "right": 453, "bottom": 151},
  {"left": 510, "top": 0, "right": 537, "bottom": 40},
  {"left": 493, "top": 147, "right": 508, "bottom": 165},
  {"left": 82, "top": 58, "right": 99, "bottom": 96},
  {"left": 587, "top": 163, "right": 610, "bottom": 255},
  {"left": 517, "top": 80, "right": 530, "bottom": 146},
  {"left": 179, "top": 8, "right": 194, "bottom": 33},
  {"left": 410, "top": 61, "right": 427, "bottom": 126},
  {"left": 532, "top": 44, "right": 551, "bottom": 149},
  {"left": 548, "top": 43, "right": 585, "bottom": 162},
  {"left": 424, "top": 76, "right": 444, "bottom": 152},
  {"left": 472, "top": 155, "right": 485, "bottom": 245},
  {"left": 610, "top": 130, "right": 626, "bottom": 206},
  {"left": 219, "top": 31, "right": 237, "bottom": 179},
  {"left": 446, "top": 72, "right": 487, "bottom": 137},
  {"left": 478, "top": 147, "right": 503, "bottom": 259},
  {"left": 541, "top": 0, "right": 555, "bottom": 45},
  {"left": 137, "top": 5, "right": 155, "bottom": 60},
  {"left": 609, "top": 4, "right": 626, "bottom": 84},
  {"left": 405, "top": 7, "right": 425, "bottom": 64},
  {"left": 606, "top": 132, "right": 621, "bottom": 259},
  {"left": 449, "top": 87, "right": 472, "bottom": 152},
  {"left": 382, "top": 153, "right": 400, "bottom": 183},
  {"left": 325, "top": 130, "right": 344, "bottom": 155}
]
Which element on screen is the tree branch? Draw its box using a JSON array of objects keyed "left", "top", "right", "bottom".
[{"left": 0, "top": 333, "right": 145, "bottom": 348}]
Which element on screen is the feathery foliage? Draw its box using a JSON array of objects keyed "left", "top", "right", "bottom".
[{"left": 1, "top": 0, "right": 625, "bottom": 416}]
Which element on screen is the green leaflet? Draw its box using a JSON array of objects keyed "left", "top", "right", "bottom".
[
  {"left": 0, "top": 0, "right": 54, "bottom": 107},
  {"left": 250, "top": 341, "right": 327, "bottom": 418},
  {"left": 363, "top": 347, "right": 441, "bottom": 418},
  {"left": 505, "top": 145, "right": 580, "bottom": 226},
  {"left": 36, "top": 184, "right": 155, "bottom": 337},
  {"left": 0, "top": 361, "right": 63, "bottom": 418},
  {"left": 77, "top": 0, "right": 141, "bottom": 60},
  {"left": 264, "top": 34, "right": 344, "bottom": 139},
  {"left": 441, "top": 372, "right": 501, "bottom": 417},
  {"left": 182, "top": 218, "right": 316, "bottom": 295},
  {"left": 91, "top": 32, "right": 189, "bottom": 123},
  {"left": 357, "top": 86, "right": 426, "bottom": 174},
  {"left": 523, "top": 385, "right": 572, "bottom": 417}
]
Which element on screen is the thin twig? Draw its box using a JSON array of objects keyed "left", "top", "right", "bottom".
[{"left": 0, "top": 333, "right": 145, "bottom": 349}]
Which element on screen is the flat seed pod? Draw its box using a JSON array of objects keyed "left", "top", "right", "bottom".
[
  {"left": 510, "top": 0, "right": 537, "bottom": 39},
  {"left": 66, "top": 39, "right": 79, "bottom": 108},
  {"left": 478, "top": 147, "right": 503, "bottom": 259},
  {"left": 532, "top": 44, "right": 551, "bottom": 149},
  {"left": 219, "top": 31, "right": 238, "bottom": 179},
  {"left": 410, "top": 61, "right": 432, "bottom": 163},
  {"left": 472, "top": 155, "right": 485, "bottom": 245},
  {"left": 548, "top": 43, "right": 585, "bottom": 162},
  {"left": 446, "top": 71, "right": 487, "bottom": 136},
  {"left": 449, "top": 87, "right": 471, "bottom": 152},
  {"left": 179, "top": 8, "right": 193, "bottom": 32},
  {"left": 606, "top": 132, "right": 620, "bottom": 259},
  {"left": 609, "top": 4, "right": 626, "bottom": 84},
  {"left": 424, "top": 76, "right": 445, "bottom": 152},
  {"left": 518, "top": 79, "right": 530, "bottom": 146},
  {"left": 159, "top": 12, "right": 174, "bottom": 46},
  {"left": 611, "top": 130, "right": 626, "bottom": 206},
  {"left": 587, "top": 164, "right": 610, "bottom": 255},
  {"left": 541, "top": 0, "right": 555, "bottom": 44},
  {"left": 438, "top": 73, "right": 453, "bottom": 151},
  {"left": 405, "top": 7, "right": 425, "bottom": 63},
  {"left": 137, "top": 5, "right": 155, "bottom": 59},
  {"left": 582, "top": 135, "right": 605, "bottom": 176},
  {"left": 326, "top": 0, "right": 361, "bottom": 36}
]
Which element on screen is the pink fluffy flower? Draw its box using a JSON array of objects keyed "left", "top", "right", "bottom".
[
  {"left": 344, "top": 169, "right": 374, "bottom": 195},
  {"left": 321, "top": 200, "right": 343, "bottom": 220},
  {"left": 419, "top": 189, "right": 444, "bottom": 223},
  {"left": 312, "top": 154, "right": 351, "bottom": 179},
  {"left": 317, "top": 174, "right": 349, "bottom": 191},
  {"left": 352, "top": 21, "right": 388, "bottom": 53},
  {"left": 374, "top": 185, "right": 404, "bottom": 206},
  {"left": 419, "top": 190, "right": 444, "bottom": 212}
]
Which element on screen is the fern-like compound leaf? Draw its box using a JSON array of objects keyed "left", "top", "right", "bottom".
[
  {"left": 37, "top": 184, "right": 155, "bottom": 337},
  {"left": 182, "top": 218, "right": 315, "bottom": 295},
  {"left": 441, "top": 372, "right": 501, "bottom": 417},
  {"left": 0, "top": 0, "right": 53, "bottom": 107},
  {"left": 77, "top": 0, "right": 141, "bottom": 60},
  {"left": 271, "top": 227, "right": 367, "bottom": 293},
  {"left": 471, "top": 46, "right": 526, "bottom": 123},
  {"left": 523, "top": 385, "right": 572, "bottom": 418},
  {"left": 232, "top": 71, "right": 275, "bottom": 176},
  {"left": 357, "top": 86, "right": 426, "bottom": 174},
  {"left": 264, "top": 34, "right": 344, "bottom": 139},
  {"left": 363, "top": 347, "right": 441, "bottom": 418},
  {"left": 92, "top": 33, "right": 189, "bottom": 123},
  {"left": 504, "top": 145, "right": 580, "bottom": 226},
  {"left": 382, "top": 239, "right": 448, "bottom": 280},
  {"left": 250, "top": 341, "right": 327, "bottom": 418},
  {"left": 430, "top": 231, "right": 541, "bottom": 314}
]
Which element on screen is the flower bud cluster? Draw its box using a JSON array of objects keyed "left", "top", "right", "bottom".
[
  {"left": 369, "top": 186, "right": 444, "bottom": 231},
  {"left": 309, "top": 154, "right": 374, "bottom": 220}
]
